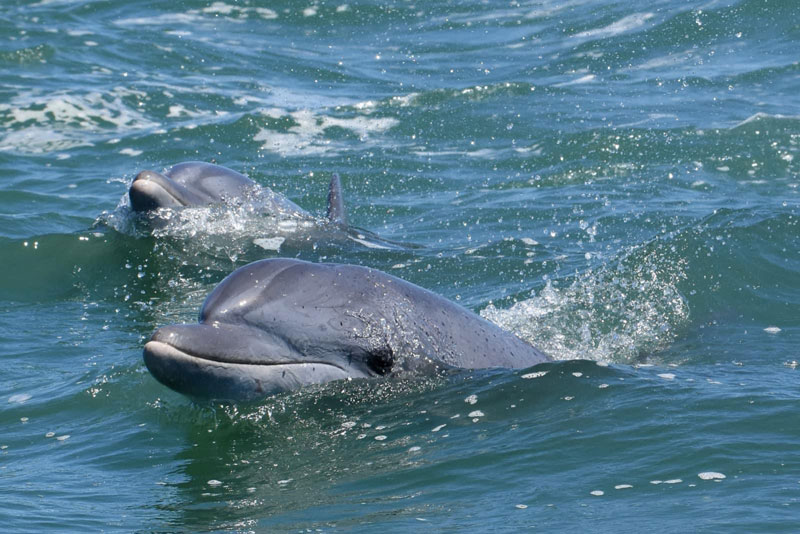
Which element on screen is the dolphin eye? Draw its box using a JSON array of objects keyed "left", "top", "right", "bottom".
[{"left": 366, "top": 346, "right": 394, "bottom": 376}]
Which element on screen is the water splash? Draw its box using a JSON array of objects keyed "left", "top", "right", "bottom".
[{"left": 482, "top": 243, "right": 689, "bottom": 363}]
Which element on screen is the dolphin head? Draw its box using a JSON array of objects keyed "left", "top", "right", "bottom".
[
  {"left": 129, "top": 162, "right": 257, "bottom": 212},
  {"left": 143, "top": 259, "right": 397, "bottom": 401}
]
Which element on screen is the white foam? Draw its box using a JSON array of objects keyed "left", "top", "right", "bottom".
[
  {"left": 521, "top": 371, "right": 548, "bottom": 379},
  {"left": 0, "top": 128, "right": 93, "bottom": 154},
  {"left": 254, "top": 8, "right": 279, "bottom": 19},
  {"left": 464, "top": 394, "right": 478, "bottom": 405},
  {"left": 555, "top": 74, "right": 597, "bottom": 87},
  {"left": 253, "top": 237, "right": 285, "bottom": 251},
  {"left": 203, "top": 2, "right": 235, "bottom": 15},
  {"left": 574, "top": 13, "right": 655, "bottom": 40},
  {"left": 628, "top": 50, "right": 693, "bottom": 72},
  {"left": 8, "top": 393, "right": 31, "bottom": 404},
  {"left": 115, "top": 13, "right": 205, "bottom": 26},
  {"left": 0, "top": 88, "right": 157, "bottom": 154},
  {"left": 254, "top": 108, "right": 398, "bottom": 157},
  {"left": 764, "top": 326, "right": 781, "bottom": 334},
  {"left": 698, "top": 472, "right": 726, "bottom": 480}
]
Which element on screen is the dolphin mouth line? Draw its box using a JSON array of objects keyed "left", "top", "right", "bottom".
[
  {"left": 143, "top": 340, "right": 354, "bottom": 401},
  {"left": 143, "top": 340, "right": 347, "bottom": 372}
]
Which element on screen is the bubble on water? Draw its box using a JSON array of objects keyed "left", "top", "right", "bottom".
[
  {"left": 464, "top": 394, "right": 478, "bottom": 405},
  {"left": 615, "top": 484, "right": 633, "bottom": 490},
  {"left": 468, "top": 410, "right": 484, "bottom": 418},
  {"left": 207, "top": 480, "right": 222, "bottom": 486},
  {"left": 658, "top": 373, "right": 676, "bottom": 380},
  {"left": 590, "top": 490, "right": 604, "bottom": 496}
]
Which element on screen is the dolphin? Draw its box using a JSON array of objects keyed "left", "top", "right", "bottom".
[
  {"left": 143, "top": 258, "right": 551, "bottom": 401},
  {"left": 129, "top": 161, "right": 345, "bottom": 223}
]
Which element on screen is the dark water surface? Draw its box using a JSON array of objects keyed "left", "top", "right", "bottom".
[{"left": 2, "top": 0, "right": 800, "bottom": 531}]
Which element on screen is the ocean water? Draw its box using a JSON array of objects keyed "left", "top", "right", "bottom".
[{"left": 2, "top": 0, "right": 800, "bottom": 531}]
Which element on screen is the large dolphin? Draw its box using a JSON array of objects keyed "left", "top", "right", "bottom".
[
  {"left": 143, "top": 259, "right": 550, "bottom": 401},
  {"left": 129, "top": 161, "right": 346, "bottom": 223}
]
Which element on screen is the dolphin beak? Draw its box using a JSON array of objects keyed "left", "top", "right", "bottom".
[{"left": 142, "top": 323, "right": 355, "bottom": 401}]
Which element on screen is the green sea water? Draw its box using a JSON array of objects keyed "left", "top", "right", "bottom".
[{"left": 2, "top": 0, "right": 800, "bottom": 532}]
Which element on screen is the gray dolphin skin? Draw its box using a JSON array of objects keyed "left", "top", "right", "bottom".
[
  {"left": 129, "top": 161, "right": 340, "bottom": 222},
  {"left": 143, "top": 259, "right": 551, "bottom": 401}
]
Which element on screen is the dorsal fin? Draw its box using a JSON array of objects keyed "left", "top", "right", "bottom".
[{"left": 326, "top": 173, "right": 347, "bottom": 225}]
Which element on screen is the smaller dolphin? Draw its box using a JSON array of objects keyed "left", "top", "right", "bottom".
[
  {"left": 143, "top": 259, "right": 550, "bottom": 401},
  {"left": 129, "top": 161, "right": 344, "bottom": 223}
]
